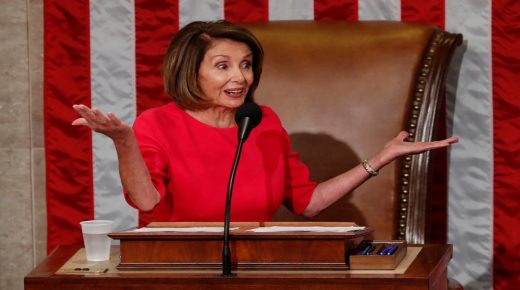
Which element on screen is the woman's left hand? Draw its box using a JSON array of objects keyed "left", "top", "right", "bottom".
[{"left": 379, "top": 131, "right": 458, "bottom": 165}]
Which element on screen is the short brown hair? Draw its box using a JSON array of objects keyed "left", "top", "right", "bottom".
[{"left": 162, "top": 21, "right": 264, "bottom": 110}]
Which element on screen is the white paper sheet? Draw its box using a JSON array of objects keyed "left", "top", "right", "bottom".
[
  {"left": 128, "top": 227, "right": 238, "bottom": 233},
  {"left": 247, "top": 226, "right": 366, "bottom": 233}
]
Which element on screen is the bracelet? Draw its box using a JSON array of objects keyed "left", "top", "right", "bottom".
[{"left": 361, "top": 159, "right": 379, "bottom": 177}]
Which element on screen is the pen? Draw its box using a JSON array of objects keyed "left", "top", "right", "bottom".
[
  {"left": 360, "top": 244, "right": 374, "bottom": 255},
  {"left": 386, "top": 244, "right": 399, "bottom": 255},
  {"left": 379, "top": 244, "right": 398, "bottom": 255},
  {"left": 379, "top": 244, "right": 391, "bottom": 255},
  {"left": 356, "top": 242, "right": 372, "bottom": 255},
  {"left": 377, "top": 244, "right": 389, "bottom": 255}
]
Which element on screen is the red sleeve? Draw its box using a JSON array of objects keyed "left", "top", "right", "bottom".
[{"left": 282, "top": 130, "right": 317, "bottom": 215}]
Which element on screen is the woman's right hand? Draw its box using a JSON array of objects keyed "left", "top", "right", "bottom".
[
  {"left": 72, "top": 104, "right": 132, "bottom": 145},
  {"left": 73, "top": 104, "right": 160, "bottom": 210}
]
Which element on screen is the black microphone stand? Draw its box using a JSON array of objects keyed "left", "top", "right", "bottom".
[{"left": 222, "top": 117, "right": 252, "bottom": 276}]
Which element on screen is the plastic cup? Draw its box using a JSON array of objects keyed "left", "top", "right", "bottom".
[{"left": 80, "top": 220, "right": 113, "bottom": 261}]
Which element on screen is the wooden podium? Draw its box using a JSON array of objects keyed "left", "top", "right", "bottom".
[
  {"left": 24, "top": 220, "right": 453, "bottom": 290},
  {"left": 108, "top": 222, "right": 372, "bottom": 271}
]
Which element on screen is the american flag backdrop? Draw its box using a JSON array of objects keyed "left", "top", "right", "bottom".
[{"left": 44, "top": 1, "right": 520, "bottom": 289}]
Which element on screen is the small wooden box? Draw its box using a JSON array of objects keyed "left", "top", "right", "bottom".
[{"left": 348, "top": 240, "right": 407, "bottom": 270}]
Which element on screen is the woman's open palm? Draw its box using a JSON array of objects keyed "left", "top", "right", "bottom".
[
  {"left": 382, "top": 131, "right": 458, "bottom": 162},
  {"left": 72, "top": 104, "right": 132, "bottom": 143}
]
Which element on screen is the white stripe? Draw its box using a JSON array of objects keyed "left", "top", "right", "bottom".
[
  {"left": 269, "top": 0, "right": 313, "bottom": 20},
  {"left": 445, "top": 0, "right": 493, "bottom": 289},
  {"left": 358, "top": 0, "right": 400, "bottom": 21},
  {"left": 90, "top": 0, "right": 138, "bottom": 233},
  {"left": 179, "top": 0, "right": 224, "bottom": 28}
]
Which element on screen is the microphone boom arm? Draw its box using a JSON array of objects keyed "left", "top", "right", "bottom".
[
  {"left": 222, "top": 104, "right": 261, "bottom": 276},
  {"left": 222, "top": 126, "right": 247, "bottom": 276}
]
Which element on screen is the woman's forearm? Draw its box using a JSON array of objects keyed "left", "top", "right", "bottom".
[
  {"left": 302, "top": 153, "right": 386, "bottom": 217},
  {"left": 301, "top": 131, "right": 458, "bottom": 217},
  {"left": 113, "top": 131, "right": 161, "bottom": 211},
  {"left": 71, "top": 105, "right": 161, "bottom": 211}
]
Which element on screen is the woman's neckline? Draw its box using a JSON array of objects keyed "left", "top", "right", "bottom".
[{"left": 182, "top": 106, "right": 238, "bottom": 130}]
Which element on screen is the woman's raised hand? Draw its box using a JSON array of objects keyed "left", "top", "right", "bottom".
[
  {"left": 380, "top": 131, "right": 458, "bottom": 164},
  {"left": 72, "top": 104, "right": 160, "bottom": 210},
  {"left": 72, "top": 104, "right": 133, "bottom": 144}
]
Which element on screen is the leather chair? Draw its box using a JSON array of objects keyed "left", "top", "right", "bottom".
[{"left": 241, "top": 21, "right": 462, "bottom": 244}]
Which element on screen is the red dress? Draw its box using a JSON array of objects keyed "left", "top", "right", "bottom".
[{"left": 126, "top": 103, "right": 316, "bottom": 226}]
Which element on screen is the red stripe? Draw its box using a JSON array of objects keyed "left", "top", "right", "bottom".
[
  {"left": 135, "top": 0, "right": 179, "bottom": 115},
  {"left": 44, "top": 0, "right": 93, "bottom": 253},
  {"left": 492, "top": 1, "right": 520, "bottom": 288},
  {"left": 225, "top": 0, "right": 268, "bottom": 22},
  {"left": 314, "top": 0, "right": 358, "bottom": 21},
  {"left": 134, "top": 0, "right": 178, "bottom": 226},
  {"left": 401, "top": 0, "right": 445, "bottom": 29},
  {"left": 401, "top": 0, "right": 447, "bottom": 244}
]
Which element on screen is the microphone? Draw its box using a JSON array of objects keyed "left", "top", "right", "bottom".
[
  {"left": 235, "top": 102, "right": 263, "bottom": 141},
  {"left": 222, "top": 102, "right": 262, "bottom": 276}
]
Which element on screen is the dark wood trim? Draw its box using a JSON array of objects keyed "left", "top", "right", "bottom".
[{"left": 400, "top": 31, "right": 463, "bottom": 244}]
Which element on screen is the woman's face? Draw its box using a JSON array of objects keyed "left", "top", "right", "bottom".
[{"left": 198, "top": 38, "right": 254, "bottom": 110}]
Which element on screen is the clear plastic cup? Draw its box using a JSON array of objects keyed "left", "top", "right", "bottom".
[{"left": 80, "top": 220, "right": 113, "bottom": 261}]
